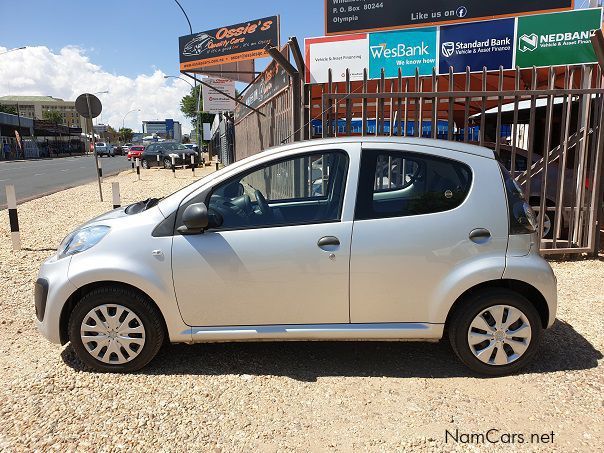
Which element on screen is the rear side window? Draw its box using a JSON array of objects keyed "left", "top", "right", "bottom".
[{"left": 355, "top": 150, "right": 472, "bottom": 220}]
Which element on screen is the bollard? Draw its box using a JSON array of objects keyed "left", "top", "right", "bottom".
[
  {"left": 112, "top": 182, "right": 121, "bottom": 209},
  {"left": 135, "top": 158, "right": 141, "bottom": 181},
  {"left": 171, "top": 155, "right": 176, "bottom": 177},
  {"left": 97, "top": 159, "right": 103, "bottom": 183},
  {"left": 191, "top": 155, "right": 195, "bottom": 177},
  {"left": 156, "top": 154, "right": 160, "bottom": 168},
  {"left": 215, "top": 162, "right": 219, "bottom": 171},
  {"left": 131, "top": 160, "right": 134, "bottom": 172},
  {"left": 5, "top": 185, "right": 21, "bottom": 251}
]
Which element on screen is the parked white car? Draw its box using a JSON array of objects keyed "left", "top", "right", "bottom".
[
  {"left": 95, "top": 142, "right": 114, "bottom": 157},
  {"left": 35, "top": 137, "right": 556, "bottom": 374}
]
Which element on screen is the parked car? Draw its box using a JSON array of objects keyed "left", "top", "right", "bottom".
[
  {"left": 183, "top": 143, "right": 199, "bottom": 152},
  {"left": 140, "top": 142, "right": 201, "bottom": 169},
  {"left": 127, "top": 145, "right": 145, "bottom": 161},
  {"left": 95, "top": 142, "right": 114, "bottom": 157},
  {"left": 35, "top": 137, "right": 556, "bottom": 374}
]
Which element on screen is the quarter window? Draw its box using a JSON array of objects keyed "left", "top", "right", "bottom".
[
  {"left": 207, "top": 151, "right": 348, "bottom": 230},
  {"left": 355, "top": 150, "right": 472, "bottom": 220}
]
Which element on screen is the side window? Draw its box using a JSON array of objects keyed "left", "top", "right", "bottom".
[
  {"left": 355, "top": 150, "right": 472, "bottom": 220},
  {"left": 207, "top": 151, "right": 348, "bottom": 230}
]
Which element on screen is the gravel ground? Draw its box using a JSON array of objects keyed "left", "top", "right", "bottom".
[{"left": 0, "top": 168, "right": 602, "bottom": 452}]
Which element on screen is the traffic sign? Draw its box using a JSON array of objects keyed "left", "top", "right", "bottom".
[{"left": 75, "top": 93, "right": 102, "bottom": 119}]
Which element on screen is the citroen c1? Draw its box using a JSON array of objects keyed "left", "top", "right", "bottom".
[{"left": 35, "top": 138, "right": 557, "bottom": 375}]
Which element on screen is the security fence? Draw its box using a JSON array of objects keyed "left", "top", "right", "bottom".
[{"left": 314, "top": 64, "right": 604, "bottom": 256}]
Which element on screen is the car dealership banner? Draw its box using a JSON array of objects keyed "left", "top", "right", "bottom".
[
  {"left": 202, "top": 78, "right": 236, "bottom": 113},
  {"left": 439, "top": 19, "right": 515, "bottom": 73},
  {"left": 179, "top": 16, "right": 279, "bottom": 71},
  {"left": 326, "top": 0, "right": 574, "bottom": 35},
  {"left": 369, "top": 28, "right": 437, "bottom": 78},
  {"left": 305, "top": 34, "right": 369, "bottom": 84},
  {"left": 307, "top": 8, "right": 601, "bottom": 83},
  {"left": 515, "top": 8, "right": 601, "bottom": 68}
]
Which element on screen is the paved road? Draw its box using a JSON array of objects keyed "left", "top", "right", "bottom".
[{"left": 0, "top": 155, "right": 131, "bottom": 208}]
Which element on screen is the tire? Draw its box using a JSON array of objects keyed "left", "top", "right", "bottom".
[
  {"left": 141, "top": 159, "right": 149, "bottom": 169},
  {"left": 530, "top": 198, "right": 555, "bottom": 239},
  {"left": 163, "top": 158, "right": 172, "bottom": 169},
  {"left": 68, "top": 287, "right": 165, "bottom": 373},
  {"left": 448, "top": 289, "right": 542, "bottom": 376}
]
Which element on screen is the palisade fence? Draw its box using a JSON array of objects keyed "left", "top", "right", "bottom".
[
  {"left": 315, "top": 64, "right": 604, "bottom": 256},
  {"left": 234, "top": 82, "right": 294, "bottom": 161}
]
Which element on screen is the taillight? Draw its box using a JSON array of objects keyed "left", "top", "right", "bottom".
[{"left": 499, "top": 162, "right": 536, "bottom": 235}]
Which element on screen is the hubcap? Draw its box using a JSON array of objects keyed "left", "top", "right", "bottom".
[
  {"left": 467, "top": 305, "right": 532, "bottom": 366},
  {"left": 80, "top": 304, "right": 146, "bottom": 365}
]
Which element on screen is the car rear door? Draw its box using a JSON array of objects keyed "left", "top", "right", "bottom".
[{"left": 349, "top": 142, "right": 508, "bottom": 324}]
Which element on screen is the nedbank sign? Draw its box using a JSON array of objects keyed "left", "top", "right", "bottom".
[{"left": 516, "top": 9, "right": 601, "bottom": 68}]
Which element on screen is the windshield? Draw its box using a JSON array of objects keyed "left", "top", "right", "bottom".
[{"left": 163, "top": 143, "right": 188, "bottom": 151}]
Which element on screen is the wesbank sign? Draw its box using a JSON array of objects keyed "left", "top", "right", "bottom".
[
  {"left": 369, "top": 28, "right": 437, "bottom": 78},
  {"left": 515, "top": 8, "right": 601, "bottom": 68},
  {"left": 305, "top": 8, "right": 602, "bottom": 84}
]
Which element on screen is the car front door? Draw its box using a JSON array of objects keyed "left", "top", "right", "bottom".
[
  {"left": 171, "top": 145, "right": 358, "bottom": 327},
  {"left": 349, "top": 143, "right": 508, "bottom": 324}
]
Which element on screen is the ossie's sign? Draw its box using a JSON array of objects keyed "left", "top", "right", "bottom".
[{"left": 179, "top": 16, "right": 280, "bottom": 70}]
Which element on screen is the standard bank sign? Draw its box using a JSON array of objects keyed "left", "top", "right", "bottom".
[
  {"left": 439, "top": 18, "right": 515, "bottom": 73},
  {"left": 369, "top": 28, "right": 437, "bottom": 78}
]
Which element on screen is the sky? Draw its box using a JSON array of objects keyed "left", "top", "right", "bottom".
[
  {"left": 0, "top": 1, "right": 595, "bottom": 133},
  {"left": 0, "top": 0, "right": 325, "bottom": 132}
]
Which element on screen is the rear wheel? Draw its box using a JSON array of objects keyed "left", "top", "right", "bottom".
[
  {"left": 449, "top": 289, "right": 542, "bottom": 376},
  {"left": 68, "top": 287, "right": 165, "bottom": 372}
]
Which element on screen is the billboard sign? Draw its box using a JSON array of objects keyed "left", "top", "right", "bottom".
[
  {"left": 179, "top": 16, "right": 279, "bottom": 71},
  {"left": 165, "top": 118, "right": 174, "bottom": 139},
  {"left": 369, "top": 28, "right": 437, "bottom": 78},
  {"left": 305, "top": 34, "right": 369, "bottom": 84},
  {"left": 515, "top": 9, "right": 601, "bottom": 68},
  {"left": 202, "top": 78, "right": 236, "bottom": 113},
  {"left": 326, "top": 0, "right": 574, "bottom": 35},
  {"left": 235, "top": 50, "right": 290, "bottom": 122},
  {"left": 439, "top": 18, "right": 515, "bottom": 73}
]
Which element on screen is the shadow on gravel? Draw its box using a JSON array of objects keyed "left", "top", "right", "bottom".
[{"left": 61, "top": 319, "right": 601, "bottom": 380}]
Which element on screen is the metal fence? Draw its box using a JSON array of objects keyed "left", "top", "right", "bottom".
[
  {"left": 234, "top": 86, "right": 294, "bottom": 161},
  {"left": 314, "top": 64, "right": 604, "bottom": 256}
]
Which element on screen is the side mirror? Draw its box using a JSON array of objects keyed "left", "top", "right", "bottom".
[{"left": 178, "top": 203, "right": 209, "bottom": 235}]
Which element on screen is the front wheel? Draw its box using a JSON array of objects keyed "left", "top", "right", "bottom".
[
  {"left": 141, "top": 159, "right": 149, "bottom": 169},
  {"left": 163, "top": 158, "right": 172, "bottom": 169},
  {"left": 449, "top": 289, "right": 542, "bottom": 376},
  {"left": 68, "top": 287, "right": 165, "bottom": 372}
]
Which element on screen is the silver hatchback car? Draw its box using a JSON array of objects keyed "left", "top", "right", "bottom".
[{"left": 35, "top": 138, "right": 557, "bottom": 375}]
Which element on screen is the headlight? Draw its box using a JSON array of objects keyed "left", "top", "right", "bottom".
[{"left": 58, "top": 225, "right": 110, "bottom": 259}]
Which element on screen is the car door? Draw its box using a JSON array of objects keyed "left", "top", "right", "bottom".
[
  {"left": 171, "top": 145, "right": 358, "bottom": 327},
  {"left": 349, "top": 142, "right": 508, "bottom": 324}
]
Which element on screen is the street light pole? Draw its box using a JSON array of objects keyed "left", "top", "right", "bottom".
[
  {"left": 172, "top": 1, "right": 202, "bottom": 156},
  {"left": 121, "top": 109, "right": 140, "bottom": 142},
  {"left": 0, "top": 46, "right": 26, "bottom": 57},
  {"left": 164, "top": 75, "right": 201, "bottom": 149}
]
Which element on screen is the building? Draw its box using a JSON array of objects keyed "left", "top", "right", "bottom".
[
  {"left": 142, "top": 120, "right": 182, "bottom": 142},
  {"left": 0, "top": 95, "right": 86, "bottom": 129}
]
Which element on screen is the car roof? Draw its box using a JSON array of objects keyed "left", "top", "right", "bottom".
[{"left": 255, "top": 137, "right": 496, "bottom": 161}]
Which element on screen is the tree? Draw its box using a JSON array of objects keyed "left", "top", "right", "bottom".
[
  {"left": 118, "top": 128, "right": 133, "bottom": 143},
  {"left": 43, "top": 109, "right": 64, "bottom": 124},
  {"left": 106, "top": 125, "right": 120, "bottom": 143},
  {"left": 180, "top": 85, "right": 214, "bottom": 129},
  {"left": 0, "top": 104, "right": 18, "bottom": 115}
]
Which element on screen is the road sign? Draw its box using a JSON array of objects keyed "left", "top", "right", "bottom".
[
  {"left": 202, "top": 78, "right": 236, "bottom": 113},
  {"left": 75, "top": 93, "right": 102, "bottom": 119}
]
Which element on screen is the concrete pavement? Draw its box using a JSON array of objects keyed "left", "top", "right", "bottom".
[{"left": 0, "top": 155, "right": 132, "bottom": 208}]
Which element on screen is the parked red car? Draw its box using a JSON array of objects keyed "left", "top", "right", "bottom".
[{"left": 127, "top": 145, "right": 145, "bottom": 161}]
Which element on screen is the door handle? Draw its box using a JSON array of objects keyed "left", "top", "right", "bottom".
[
  {"left": 469, "top": 228, "right": 491, "bottom": 244},
  {"left": 317, "top": 236, "right": 340, "bottom": 248}
]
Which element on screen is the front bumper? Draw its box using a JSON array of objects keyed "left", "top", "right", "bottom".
[{"left": 35, "top": 254, "right": 76, "bottom": 344}]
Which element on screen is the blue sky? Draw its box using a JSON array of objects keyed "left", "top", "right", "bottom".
[{"left": 0, "top": 0, "right": 325, "bottom": 78}]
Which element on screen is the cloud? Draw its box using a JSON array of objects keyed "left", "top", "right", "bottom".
[{"left": 0, "top": 45, "right": 192, "bottom": 133}]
